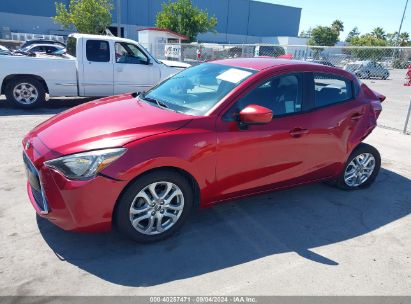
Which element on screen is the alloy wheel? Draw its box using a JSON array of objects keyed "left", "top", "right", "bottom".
[
  {"left": 129, "top": 181, "right": 185, "bottom": 235},
  {"left": 344, "top": 153, "right": 376, "bottom": 187}
]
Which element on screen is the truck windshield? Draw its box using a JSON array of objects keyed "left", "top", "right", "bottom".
[{"left": 142, "top": 63, "right": 256, "bottom": 116}]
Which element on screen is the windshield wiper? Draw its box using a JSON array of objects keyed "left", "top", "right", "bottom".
[{"left": 139, "top": 92, "right": 176, "bottom": 112}]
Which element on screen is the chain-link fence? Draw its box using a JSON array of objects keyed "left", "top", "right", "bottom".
[{"left": 145, "top": 42, "right": 411, "bottom": 134}]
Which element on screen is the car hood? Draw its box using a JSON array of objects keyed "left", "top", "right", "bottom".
[{"left": 26, "top": 94, "right": 193, "bottom": 156}]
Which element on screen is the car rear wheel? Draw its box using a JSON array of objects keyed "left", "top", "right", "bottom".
[
  {"left": 115, "top": 170, "right": 194, "bottom": 243},
  {"left": 5, "top": 77, "right": 46, "bottom": 108},
  {"left": 335, "top": 143, "right": 381, "bottom": 190}
]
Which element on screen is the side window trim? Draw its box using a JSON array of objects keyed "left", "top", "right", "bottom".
[{"left": 302, "top": 72, "right": 315, "bottom": 112}]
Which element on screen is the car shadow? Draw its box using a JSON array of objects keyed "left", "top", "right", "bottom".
[
  {"left": 0, "top": 97, "right": 96, "bottom": 116},
  {"left": 37, "top": 168, "right": 411, "bottom": 287}
]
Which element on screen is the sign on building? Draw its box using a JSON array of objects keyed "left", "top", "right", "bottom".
[{"left": 165, "top": 44, "right": 181, "bottom": 60}]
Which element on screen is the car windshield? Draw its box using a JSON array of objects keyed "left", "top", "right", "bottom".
[{"left": 142, "top": 63, "right": 256, "bottom": 115}]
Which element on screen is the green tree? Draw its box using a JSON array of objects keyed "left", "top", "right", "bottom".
[
  {"left": 156, "top": 0, "right": 217, "bottom": 42},
  {"left": 348, "top": 34, "right": 388, "bottom": 60},
  {"left": 331, "top": 20, "right": 344, "bottom": 35},
  {"left": 53, "top": 0, "right": 113, "bottom": 34},
  {"left": 370, "top": 27, "right": 386, "bottom": 40},
  {"left": 399, "top": 32, "right": 410, "bottom": 46},
  {"left": 308, "top": 26, "right": 339, "bottom": 46},
  {"left": 385, "top": 32, "right": 410, "bottom": 46},
  {"left": 349, "top": 34, "right": 387, "bottom": 47},
  {"left": 346, "top": 27, "right": 360, "bottom": 43}
]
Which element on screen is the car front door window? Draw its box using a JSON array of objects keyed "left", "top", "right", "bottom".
[{"left": 224, "top": 73, "right": 303, "bottom": 120}]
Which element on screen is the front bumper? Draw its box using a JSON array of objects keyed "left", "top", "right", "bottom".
[{"left": 24, "top": 152, "right": 127, "bottom": 232}]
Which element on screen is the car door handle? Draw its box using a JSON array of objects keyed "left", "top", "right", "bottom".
[
  {"left": 116, "top": 66, "right": 123, "bottom": 72},
  {"left": 351, "top": 113, "right": 364, "bottom": 121},
  {"left": 289, "top": 128, "right": 309, "bottom": 137}
]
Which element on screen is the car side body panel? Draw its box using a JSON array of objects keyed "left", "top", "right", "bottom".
[{"left": 21, "top": 58, "right": 382, "bottom": 232}]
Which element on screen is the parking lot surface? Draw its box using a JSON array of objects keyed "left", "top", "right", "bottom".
[{"left": 0, "top": 95, "right": 410, "bottom": 295}]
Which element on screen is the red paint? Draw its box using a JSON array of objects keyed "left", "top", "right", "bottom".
[
  {"left": 22, "top": 58, "right": 383, "bottom": 232},
  {"left": 239, "top": 104, "right": 273, "bottom": 124},
  {"left": 405, "top": 65, "right": 411, "bottom": 87}
]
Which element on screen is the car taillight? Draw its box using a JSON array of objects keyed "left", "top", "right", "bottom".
[
  {"left": 378, "top": 94, "right": 386, "bottom": 103},
  {"left": 371, "top": 100, "right": 382, "bottom": 118},
  {"left": 361, "top": 83, "right": 384, "bottom": 118}
]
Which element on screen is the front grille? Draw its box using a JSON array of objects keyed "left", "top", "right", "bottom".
[{"left": 23, "top": 152, "right": 49, "bottom": 214}]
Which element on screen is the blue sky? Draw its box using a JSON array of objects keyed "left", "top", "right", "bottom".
[{"left": 265, "top": 0, "right": 410, "bottom": 39}]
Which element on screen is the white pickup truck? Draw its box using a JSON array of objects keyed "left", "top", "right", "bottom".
[{"left": 0, "top": 33, "right": 189, "bottom": 108}]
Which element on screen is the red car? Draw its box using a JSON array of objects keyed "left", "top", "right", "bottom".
[{"left": 23, "top": 58, "right": 385, "bottom": 242}]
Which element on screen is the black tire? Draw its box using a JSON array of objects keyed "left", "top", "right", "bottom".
[
  {"left": 115, "top": 170, "right": 194, "bottom": 243},
  {"left": 5, "top": 77, "right": 46, "bottom": 109},
  {"left": 334, "top": 143, "right": 381, "bottom": 190}
]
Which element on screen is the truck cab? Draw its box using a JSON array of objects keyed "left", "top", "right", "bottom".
[
  {"left": 0, "top": 33, "right": 187, "bottom": 108},
  {"left": 68, "top": 34, "right": 178, "bottom": 96}
]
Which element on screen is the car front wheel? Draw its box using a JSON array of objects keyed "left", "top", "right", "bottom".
[
  {"left": 115, "top": 170, "right": 194, "bottom": 242},
  {"left": 335, "top": 143, "right": 381, "bottom": 190}
]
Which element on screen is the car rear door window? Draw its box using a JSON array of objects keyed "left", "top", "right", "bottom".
[
  {"left": 86, "top": 40, "right": 110, "bottom": 62},
  {"left": 314, "top": 73, "right": 353, "bottom": 108}
]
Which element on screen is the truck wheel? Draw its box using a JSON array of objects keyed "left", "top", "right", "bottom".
[
  {"left": 5, "top": 77, "right": 46, "bottom": 109},
  {"left": 334, "top": 143, "right": 381, "bottom": 190}
]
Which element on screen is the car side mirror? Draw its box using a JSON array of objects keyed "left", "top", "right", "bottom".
[{"left": 239, "top": 104, "right": 273, "bottom": 125}]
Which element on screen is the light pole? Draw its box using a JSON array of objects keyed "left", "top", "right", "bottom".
[
  {"left": 117, "top": 0, "right": 121, "bottom": 37},
  {"left": 396, "top": 0, "right": 409, "bottom": 46}
]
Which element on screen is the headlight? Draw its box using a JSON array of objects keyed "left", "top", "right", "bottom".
[{"left": 44, "top": 148, "right": 126, "bottom": 180}]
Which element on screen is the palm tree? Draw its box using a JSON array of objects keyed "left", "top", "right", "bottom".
[
  {"left": 399, "top": 32, "right": 410, "bottom": 46},
  {"left": 371, "top": 27, "right": 386, "bottom": 40}
]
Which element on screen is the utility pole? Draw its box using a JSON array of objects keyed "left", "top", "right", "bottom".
[
  {"left": 117, "top": 0, "right": 121, "bottom": 37},
  {"left": 397, "top": 0, "right": 409, "bottom": 45}
]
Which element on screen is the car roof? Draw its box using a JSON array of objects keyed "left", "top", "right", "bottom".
[
  {"left": 212, "top": 57, "right": 328, "bottom": 71},
  {"left": 211, "top": 57, "right": 356, "bottom": 80}
]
